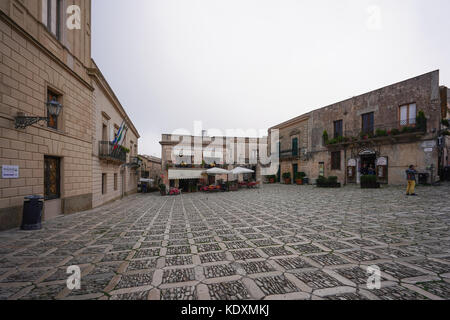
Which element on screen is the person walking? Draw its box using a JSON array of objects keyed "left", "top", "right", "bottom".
[{"left": 406, "top": 165, "right": 418, "bottom": 196}]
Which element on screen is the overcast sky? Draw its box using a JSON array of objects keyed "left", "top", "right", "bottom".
[{"left": 92, "top": 0, "right": 450, "bottom": 157}]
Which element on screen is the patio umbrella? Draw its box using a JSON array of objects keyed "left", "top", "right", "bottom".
[
  {"left": 206, "top": 167, "right": 231, "bottom": 175},
  {"left": 230, "top": 167, "right": 254, "bottom": 174},
  {"left": 206, "top": 167, "right": 231, "bottom": 185}
]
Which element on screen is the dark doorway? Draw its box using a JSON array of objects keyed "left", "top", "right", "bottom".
[
  {"left": 179, "top": 179, "right": 199, "bottom": 192},
  {"left": 360, "top": 154, "right": 376, "bottom": 175},
  {"left": 293, "top": 164, "right": 298, "bottom": 182}
]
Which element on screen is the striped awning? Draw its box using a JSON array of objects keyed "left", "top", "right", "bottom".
[{"left": 168, "top": 169, "right": 205, "bottom": 180}]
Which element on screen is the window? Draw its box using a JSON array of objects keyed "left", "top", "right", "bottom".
[
  {"left": 45, "top": 0, "right": 62, "bottom": 40},
  {"left": 362, "top": 112, "right": 374, "bottom": 135},
  {"left": 319, "top": 162, "right": 325, "bottom": 177},
  {"left": 47, "top": 90, "right": 61, "bottom": 130},
  {"left": 114, "top": 173, "right": 118, "bottom": 191},
  {"left": 334, "top": 120, "right": 343, "bottom": 138},
  {"left": 102, "top": 173, "right": 107, "bottom": 194},
  {"left": 399, "top": 103, "right": 417, "bottom": 126},
  {"left": 102, "top": 124, "right": 108, "bottom": 141},
  {"left": 331, "top": 151, "right": 341, "bottom": 170},
  {"left": 44, "top": 156, "right": 60, "bottom": 200},
  {"left": 292, "top": 138, "right": 298, "bottom": 156}
]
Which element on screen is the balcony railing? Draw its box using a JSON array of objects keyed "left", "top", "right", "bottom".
[
  {"left": 280, "top": 149, "right": 300, "bottom": 159},
  {"left": 99, "top": 141, "right": 127, "bottom": 163},
  {"left": 167, "top": 163, "right": 228, "bottom": 169},
  {"left": 325, "top": 119, "right": 427, "bottom": 147}
]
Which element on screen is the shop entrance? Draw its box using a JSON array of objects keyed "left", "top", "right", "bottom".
[
  {"left": 179, "top": 179, "right": 199, "bottom": 193},
  {"left": 360, "top": 154, "right": 376, "bottom": 175},
  {"left": 357, "top": 149, "right": 377, "bottom": 183}
]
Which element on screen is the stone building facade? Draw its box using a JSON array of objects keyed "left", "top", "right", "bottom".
[
  {"left": 268, "top": 114, "right": 309, "bottom": 182},
  {"left": 139, "top": 155, "right": 162, "bottom": 182},
  {"left": 160, "top": 134, "right": 264, "bottom": 191},
  {"left": 0, "top": 0, "right": 94, "bottom": 229},
  {"left": 88, "top": 61, "right": 140, "bottom": 209},
  {"left": 441, "top": 86, "right": 450, "bottom": 168},
  {"left": 0, "top": 1, "right": 139, "bottom": 230},
  {"left": 269, "top": 70, "right": 448, "bottom": 185}
]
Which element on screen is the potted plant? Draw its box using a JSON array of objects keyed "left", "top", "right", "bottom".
[
  {"left": 316, "top": 176, "right": 341, "bottom": 188},
  {"left": 327, "top": 176, "right": 340, "bottom": 188},
  {"left": 391, "top": 128, "right": 400, "bottom": 136},
  {"left": 360, "top": 175, "right": 380, "bottom": 189},
  {"left": 316, "top": 176, "right": 327, "bottom": 187},
  {"left": 159, "top": 184, "right": 166, "bottom": 196},
  {"left": 416, "top": 110, "right": 427, "bottom": 132},
  {"left": 268, "top": 175, "right": 276, "bottom": 183},
  {"left": 323, "top": 130, "right": 329, "bottom": 145},
  {"left": 282, "top": 172, "right": 291, "bottom": 184},
  {"left": 169, "top": 187, "right": 180, "bottom": 196},
  {"left": 295, "top": 172, "right": 306, "bottom": 185}
]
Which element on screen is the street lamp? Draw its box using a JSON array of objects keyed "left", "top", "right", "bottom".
[{"left": 15, "top": 98, "right": 62, "bottom": 129}]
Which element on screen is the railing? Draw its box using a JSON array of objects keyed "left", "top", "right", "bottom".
[
  {"left": 99, "top": 141, "right": 127, "bottom": 163},
  {"left": 280, "top": 149, "right": 300, "bottom": 159},
  {"left": 325, "top": 119, "right": 427, "bottom": 146},
  {"left": 168, "top": 163, "right": 228, "bottom": 169}
]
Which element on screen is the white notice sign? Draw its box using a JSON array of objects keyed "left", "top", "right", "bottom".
[{"left": 2, "top": 165, "right": 19, "bottom": 179}]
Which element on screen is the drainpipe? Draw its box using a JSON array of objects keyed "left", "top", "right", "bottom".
[
  {"left": 120, "top": 163, "right": 126, "bottom": 199},
  {"left": 344, "top": 147, "right": 347, "bottom": 186}
]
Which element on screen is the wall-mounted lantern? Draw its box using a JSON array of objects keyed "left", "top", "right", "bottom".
[{"left": 15, "top": 98, "right": 62, "bottom": 129}]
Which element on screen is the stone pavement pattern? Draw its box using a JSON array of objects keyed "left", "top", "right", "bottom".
[{"left": 1, "top": 184, "right": 450, "bottom": 300}]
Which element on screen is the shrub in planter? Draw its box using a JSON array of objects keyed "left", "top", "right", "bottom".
[
  {"left": 360, "top": 175, "right": 380, "bottom": 189},
  {"left": 316, "top": 176, "right": 327, "bottom": 187},
  {"left": 282, "top": 172, "right": 291, "bottom": 184},
  {"left": 442, "top": 119, "right": 450, "bottom": 128},
  {"left": 375, "top": 129, "right": 388, "bottom": 137},
  {"left": 294, "top": 172, "right": 304, "bottom": 185},
  {"left": 391, "top": 128, "right": 400, "bottom": 135},
  {"left": 401, "top": 126, "right": 413, "bottom": 134},
  {"left": 268, "top": 175, "right": 276, "bottom": 183},
  {"left": 317, "top": 176, "right": 341, "bottom": 188}
]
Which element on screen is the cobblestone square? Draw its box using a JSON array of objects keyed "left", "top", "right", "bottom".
[{"left": 0, "top": 184, "right": 449, "bottom": 300}]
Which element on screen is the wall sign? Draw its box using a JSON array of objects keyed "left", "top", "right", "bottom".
[
  {"left": 376, "top": 157, "right": 387, "bottom": 166},
  {"left": 424, "top": 148, "right": 433, "bottom": 153},
  {"left": 2, "top": 165, "right": 19, "bottom": 179},
  {"left": 348, "top": 159, "right": 356, "bottom": 167},
  {"left": 421, "top": 140, "right": 436, "bottom": 148}
]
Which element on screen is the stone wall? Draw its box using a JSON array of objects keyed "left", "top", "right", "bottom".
[{"left": 0, "top": 10, "right": 93, "bottom": 230}]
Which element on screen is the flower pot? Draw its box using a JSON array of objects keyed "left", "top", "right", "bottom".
[
  {"left": 284, "top": 178, "right": 291, "bottom": 184},
  {"left": 296, "top": 179, "right": 303, "bottom": 185},
  {"left": 269, "top": 178, "right": 275, "bottom": 184}
]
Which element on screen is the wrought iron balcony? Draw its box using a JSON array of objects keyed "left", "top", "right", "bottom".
[
  {"left": 280, "top": 149, "right": 300, "bottom": 160},
  {"left": 99, "top": 141, "right": 127, "bottom": 163}
]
